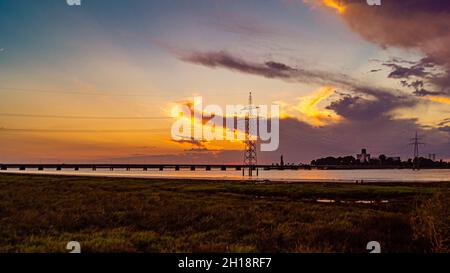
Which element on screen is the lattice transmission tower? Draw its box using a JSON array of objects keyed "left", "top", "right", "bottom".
[
  {"left": 243, "top": 92, "right": 258, "bottom": 176},
  {"left": 409, "top": 132, "right": 425, "bottom": 171}
]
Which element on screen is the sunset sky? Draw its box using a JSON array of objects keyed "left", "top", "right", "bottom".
[{"left": 0, "top": 0, "right": 449, "bottom": 163}]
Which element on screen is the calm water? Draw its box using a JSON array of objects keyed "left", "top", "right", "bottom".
[{"left": 1, "top": 168, "right": 449, "bottom": 182}]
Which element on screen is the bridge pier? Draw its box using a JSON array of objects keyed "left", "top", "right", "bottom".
[{"left": 244, "top": 166, "right": 258, "bottom": 177}]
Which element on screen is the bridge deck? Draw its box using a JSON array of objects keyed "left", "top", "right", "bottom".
[{"left": 0, "top": 163, "right": 303, "bottom": 171}]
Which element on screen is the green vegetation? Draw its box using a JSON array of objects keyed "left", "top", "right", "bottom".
[{"left": 0, "top": 173, "right": 448, "bottom": 253}]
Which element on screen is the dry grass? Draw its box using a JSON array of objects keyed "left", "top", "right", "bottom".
[
  {"left": 0, "top": 173, "right": 448, "bottom": 253},
  {"left": 411, "top": 192, "right": 450, "bottom": 252}
]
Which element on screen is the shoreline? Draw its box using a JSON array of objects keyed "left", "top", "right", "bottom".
[{"left": 1, "top": 171, "right": 449, "bottom": 185}]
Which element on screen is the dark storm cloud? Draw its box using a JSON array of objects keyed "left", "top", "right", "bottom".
[
  {"left": 177, "top": 50, "right": 294, "bottom": 78},
  {"left": 327, "top": 92, "right": 415, "bottom": 122},
  {"left": 178, "top": 49, "right": 424, "bottom": 118},
  {"left": 381, "top": 58, "right": 448, "bottom": 96},
  {"left": 400, "top": 80, "right": 424, "bottom": 90},
  {"left": 400, "top": 79, "right": 444, "bottom": 97},
  {"left": 340, "top": 0, "right": 450, "bottom": 54},
  {"left": 176, "top": 50, "right": 352, "bottom": 87},
  {"left": 338, "top": 0, "right": 450, "bottom": 95},
  {"left": 412, "top": 88, "right": 444, "bottom": 97},
  {"left": 383, "top": 63, "right": 429, "bottom": 80},
  {"left": 177, "top": 48, "right": 425, "bottom": 124}
]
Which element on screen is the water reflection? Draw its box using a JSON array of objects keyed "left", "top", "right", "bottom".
[{"left": 1, "top": 168, "right": 449, "bottom": 182}]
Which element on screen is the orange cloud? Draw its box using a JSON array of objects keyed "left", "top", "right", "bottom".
[
  {"left": 280, "top": 86, "right": 342, "bottom": 126},
  {"left": 424, "top": 96, "right": 450, "bottom": 105},
  {"left": 323, "top": 0, "right": 346, "bottom": 13},
  {"left": 304, "top": 0, "right": 346, "bottom": 14},
  {"left": 169, "top": 97, "right": 249, "bottom": 150}
]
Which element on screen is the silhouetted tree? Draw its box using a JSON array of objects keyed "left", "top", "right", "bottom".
[{"left": 379, "top": 154, "right": 387, "bottom": 164}]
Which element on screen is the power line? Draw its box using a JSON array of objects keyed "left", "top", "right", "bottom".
[
  {"left": 0, "top": 128, "right": 166, "bottom": 133},
  {"left": 0, "top": 113, "right": 172, "bottom": 120},
  {"left": 0, "top": 86, "right": 169, "bottom": 98},
  {"left": 0, "top": 86, "right": 246, "bottom": 98}
]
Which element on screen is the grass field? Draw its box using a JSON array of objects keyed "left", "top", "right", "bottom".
[{"left": 0, "top": 173, "right": 448, "bottom": 253}]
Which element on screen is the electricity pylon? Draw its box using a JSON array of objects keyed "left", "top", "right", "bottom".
[
  {"left": 409, "top": 132, "right": 425, "bottom": 171},
  {"left": 243, "top": 92, "right": 258, "bottom": 176}
]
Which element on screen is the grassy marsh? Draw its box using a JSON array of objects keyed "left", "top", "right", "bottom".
[{"left": 0, "top": 173, "right": 448, "bottom": 253}]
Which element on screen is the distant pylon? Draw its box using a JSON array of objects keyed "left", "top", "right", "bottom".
[
  {"left": 243, "top": 92, "right": 258, "bottom": 176},
  {"left": 409, "top": 132, "right": 425, "bottom": 171}
]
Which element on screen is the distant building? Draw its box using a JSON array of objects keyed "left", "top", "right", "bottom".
[{"left": 357, "top": 149, "right": 371, "bottom": 163}]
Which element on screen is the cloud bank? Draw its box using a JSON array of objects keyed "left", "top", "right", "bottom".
[{"left": 323, "top": 0, "right": 450, "bottom": 96}]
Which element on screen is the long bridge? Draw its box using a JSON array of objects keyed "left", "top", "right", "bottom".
[
  {"left": 0, "top": 163, "right": 428, "bottom": 172},
  {"left": 0, "top": 163, "right": 305, "bottom": 173},
  {"left": 0, "top": 163, "right": 431, "bottom": 176}
]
